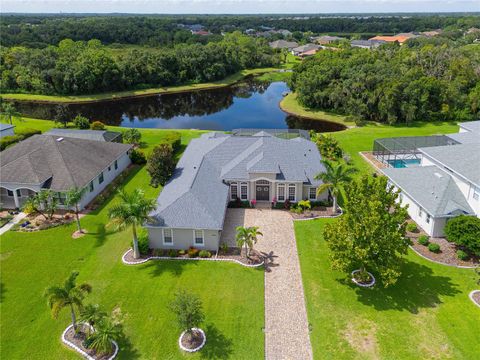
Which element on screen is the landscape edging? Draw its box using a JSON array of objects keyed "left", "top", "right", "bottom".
[
  {"left": 178, "top": 328, "right": 206, "bottom": 353},
  {"left": 408, "top": 245, "right": 478, "bottom": 269},
  {"left": 61, "top": 323, "right": 119, "bottom": 360},
  {"left": 468, "top": 290, "right": 480, "bottom": 308},
  {"left": 292, "top": 208, "right": 343, "bottom": 221},
  {"left": 122, "top": 249, "right": 264, "bottom": 268}
]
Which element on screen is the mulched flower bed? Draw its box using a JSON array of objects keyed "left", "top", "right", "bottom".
[
  {"left": 409, "top": 231, "right": 479, "bottom": 267},
  {"left": 180, "top": 329, "right": 204, "bottom": 350},
  {"left": 13, "top": 213, "right": 75, "bottom": 232},
  {"left": 471, "top": 291, "right": 480, "bottom": 307},
  {"left": 289, "top": 206, "right": 339, "bottom": 220},
  {"left": 123, "top": 247, "right": 263, "bottom": 266},
  {"left": 64, "top": 324, "right": 114, "bottom": 360}
]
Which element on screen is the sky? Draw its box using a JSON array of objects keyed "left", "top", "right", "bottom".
[{"left": 2, "top": 0, "right": 479, "bottom": 14}]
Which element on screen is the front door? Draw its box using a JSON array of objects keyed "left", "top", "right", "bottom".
[{"left": 256, "top": 185, "right": 270, "bottom": 201}]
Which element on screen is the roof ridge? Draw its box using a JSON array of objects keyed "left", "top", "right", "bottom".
[
  {"left": 48, "top": 136, "right": 78, "bottom": 188},
  {"left": 220, "top": 138, "right": 263, "bottom": 177}
]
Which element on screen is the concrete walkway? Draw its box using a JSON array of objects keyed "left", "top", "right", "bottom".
[
  {"left": 0, "top": 212, "right": 26, "bottom": 236},
  {"left": 221, "top": 208, "right": 313, "bottom": 360}
]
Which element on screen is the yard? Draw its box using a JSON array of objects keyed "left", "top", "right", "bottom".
[
  {"left": 295, "top": 218, "right": 480, "bottom": 360},
  {"left": 0, "top": 126, "right": 264, "bottom": 359}
]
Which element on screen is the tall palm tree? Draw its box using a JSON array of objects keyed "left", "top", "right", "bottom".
[
  {"left": 108, "top": 189, "right": 156, "bottom": 259},
  {"left": 236, "top": 226, "right": 263, "bottom": 258},
  {"left": 65, "top": 187, "right": 86, "bottom": 233},
  {"left": 1, "top": 103, "right": 21, "bottom": 125},
  {"left": 88, "top": 317, "right": 122, "bottom": 356},
  {"left": 44, "top": 271, "right": 92, "bottom": 331},
  {"left": 315, "top": 160, "right": 357, "bottom": 213}
]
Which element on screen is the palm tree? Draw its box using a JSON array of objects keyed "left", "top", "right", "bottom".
[
  {"left": 315, "top": 160, "right": 357, "bottom": 213},
  {"left": 65, "top": 187, "right": 86, "bottom": 233},
  {"left": 108, "top": 189, "right": 156, "bottom": 259},
  {"left": 0, "top": 103, "right": 21, "bottom": 125},
  {"left": 88, "top": 317, "right": 122, "bottom": 355},
  {"left": 236, "top": 226, "right": 263, "bottom": 258},
  {"left": 80, "top": 304, "right": 106, "bottom": 333},
  {"left": 44, "top": 271, "right": 92, "bottom": 332}
]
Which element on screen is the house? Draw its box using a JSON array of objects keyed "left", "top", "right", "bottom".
[
  {"left": 291, "top": 44, "right": 320, "bottom": 56},
  {"left": 421, "top": 29, "right": 442, "bottom": 37},
  {"left": 192, "top": 30, "right": 212, "bottom": 36},
  {"left": 269, "top": 40, "right": 299, "bottom": 50},
  {"left": 0, "top": 134, "right": 132, "bottom": 210},
  {"left": 369, "top": 33, "right": 417, "bottom": 44},
  {"left": 0, "top": 123, "right": 15, "bottom": 138},
  {"left": 378, "top": 121, "right": 480, "bottom": 237},
  {"left": 44, "top": 129, "right": 123, "bottom": 143},
  {"left": 312, "top": 35, "right": 345, "bottom": 45},
  {"left": 146, "top": 131, "right": 328, "bottom": 251},
  {"left": 350, "top": 39, "right": 387, "bottom": 49},
  {"left": 298, "top": 49, "right": 318, "bottom": 58},
  {"left": 277, "top": 29, "right": 292, "bottom": 37}
]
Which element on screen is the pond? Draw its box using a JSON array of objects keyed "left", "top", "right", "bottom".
[{"left": 13, "top": 80, "right": 346, "bottom": 132}]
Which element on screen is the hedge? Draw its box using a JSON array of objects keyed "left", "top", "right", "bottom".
[
  {"left": 161, "top": 132, "right": 182, "bottom": 152},
  {"left": 0, "top": 128, "right": 41, "bottom": 151}
]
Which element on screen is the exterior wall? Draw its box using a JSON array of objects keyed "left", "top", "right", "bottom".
[
  {"left": 0, "top": 127, "right": 15, "bottom": 138},
  {"left": 302, "top": 185, "right": 329, "bottom": 201},
  {"left": 79, "top": 151, "right": 131, "bottom": 209},
  {"left": 147, "top": 227, "right": 220, "bottom": 251}
]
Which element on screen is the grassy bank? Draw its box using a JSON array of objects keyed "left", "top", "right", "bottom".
[{"left": 280, "top": 93, "right": 354, "bottom": 127}]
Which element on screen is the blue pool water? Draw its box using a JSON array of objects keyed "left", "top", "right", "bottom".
[{"left": 387, "top": 159, "right": 421, "bottom": 168}]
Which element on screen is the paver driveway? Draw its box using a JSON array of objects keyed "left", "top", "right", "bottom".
[{"left": 221, "top": 208, "right": 313, "bottom": 360}]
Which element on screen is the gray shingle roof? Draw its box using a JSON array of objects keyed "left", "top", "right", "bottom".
[
  {"left": 45, "top": 129, "right": 122, "bottom": 142},
  {"left": 446, "top": 131, "right": 480, "bottom": 144},
  {"left": 0, "top": 135, "right": 132, "bottom": 191},
  {"left": 0, "top": 123, "right": 14, "bottom": 131},
  {"left": 269, "top": 40, "right": 299, "bottom": 49},
  {"left": 419, "top": 143, "right": 480, "bottom": 187},
  {"left": 151, "top": 132, "right": 325, "bottom": 229},
  {"left": 459, "top": 120, "right": 480, "bottom": 133},
  {"left": 382, "top": 166, "right": 474, "bottom": 217},
  {"left": 292, "top": 44, "right": 320, "bottom": 53}
]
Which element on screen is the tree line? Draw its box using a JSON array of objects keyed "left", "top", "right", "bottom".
[
  {"left": 0, "top": 32, "right": 279, "bottom": 95},
  {"left": 289, "top": 40, "right": 480, "bottom": 124}
]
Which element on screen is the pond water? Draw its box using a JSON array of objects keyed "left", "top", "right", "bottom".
[{"left": 13, "top": 80, "right": 346, "bottom": 132}]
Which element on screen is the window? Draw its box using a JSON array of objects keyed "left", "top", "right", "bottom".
[
  {"left": 16, "top": 189, "right": 22, "bottom": 198},
  {"left": 288, "top": 184, "right": 296, "bottom": 201},
  {"left": 7, "top": 190, "right": 14, "bottom": 197},
  {"left": 240, "top": 183, "right": 248, "bottom": 200},
  {"left": 309, "top": 187, "right": 316, "bottom": 200},
  {"left": 418, "top": 208, "right": 423, "bottom": 218},
  {"left": 230, "top": 182, "right": 238, "bottom": 200},
  {"left": 114, "top": 160, "right": 118, "bottom": 170},
  {"left": 57, "top": 192, "right": 66, "bottom": 205},
  {"left": 426, "top": 214, "right": 431, "bottom": 224},
  {"left": 108, "top": 165, "right": 111, "bottom": 171},
  {"left": 473, "top": 187, "right": 480, "bottom": 201},
  {"left": 277, "top": 184, "right": 285, "bottom": 202},
  {"left": 99, "top": 172, "right": 104, "bottom": 184},
  {"left": 163, "top": 229, "right": 173, "bottom": 244},
  {"left": 194, "top": 230, "right": 204, "bottom": 246},
  {"left": 89, "top": 181, "right": 94, "bottom": 192}
]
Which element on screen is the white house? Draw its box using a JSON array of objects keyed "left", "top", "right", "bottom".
[{"left": 0, "top": 134, "right": 132, "bottom": 210}]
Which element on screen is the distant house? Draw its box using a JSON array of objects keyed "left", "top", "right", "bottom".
[
  {"left": 291, "top": 44, "right": 320, "bottom": 56},
  {"left": 192, "top": 30, "right": 212, "bottom": 36},
  {"left": 312, "top": 35, "right": 345, "bottom": 45},
  {"left": 369, "top": 33, "right": 417, "bottom": 44},
  {"left": 146, "top": 131, "right": 328, "bottom": 251},
  {"left": 277, "top": 29, "right": 292, "bottom": 37},
  {"left": 351, "top": 39, "right": 387, "bottom": 49},
  {"left": 0, "top": 123, "right": 15, "bottom": 138},
  {"left": 269, "top": 40, "right": 299, "bottom": 50},
  {"left": 44, "top": 129, "right": 123, "bottom": 143},
  {"left": 421, "top": 29, "right": 442, "bottom": 37},
  {"left": 0, "top": 135, "right": 132, "bottom": 210},
  {"left": 298, "top": 49, "right": 318, "bottom": 58}
]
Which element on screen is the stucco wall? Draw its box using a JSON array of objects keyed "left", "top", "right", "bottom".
[{"left": 148, "top": 227, "right": 220, "bottom": 251}]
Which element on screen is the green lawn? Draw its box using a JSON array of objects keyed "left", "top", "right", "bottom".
[
  {"left": 295, "top": 219, "right": 480, "bottom": 360},
  {"left": 0, "top": 127, "right": 264, "bottom": 359}
]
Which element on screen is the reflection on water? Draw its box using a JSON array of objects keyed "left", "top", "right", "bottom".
[{"left": 13, "top": 80, "right": 346, "bottom": 132}]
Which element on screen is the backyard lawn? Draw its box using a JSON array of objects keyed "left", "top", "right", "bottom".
[
  {"left": 295, "top": 218, "right": 480, "bottom": 360},
  {"left": 0, "top": 127, "right": 264, "bottom": 359}
]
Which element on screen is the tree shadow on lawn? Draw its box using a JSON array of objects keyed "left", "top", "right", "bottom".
[
  {"left": 200, "top": 323, "right": 234, "bottom": 360},
  {"left": 142, "top": 257, "right": 199, "bottom": 278},
  {"left": 0, "top": 282, "right": 5, "bottom": 303},
  {"left": 116, "top": 328, "right": 141, "bottom": 360},
  {"left": 87, "top": 223, "right": 116, "bottom": 248},
  {"left": 345, "top": 260, "right": 461, "bottom": 314}
]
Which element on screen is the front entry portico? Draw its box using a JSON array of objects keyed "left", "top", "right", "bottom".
[{"left": 255, "top": 180, "right": 270, "bottom": 201}]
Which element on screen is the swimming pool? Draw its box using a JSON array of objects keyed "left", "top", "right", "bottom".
[{"left": 387, "top": 159, "right": 421, "bottom": 168}]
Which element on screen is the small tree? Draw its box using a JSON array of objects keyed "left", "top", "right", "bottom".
[
  {"left": 0, "top": 103, "right": 21, "bottom": 125},
  {"left": 108, "top": 189, "right": 156, "bottom": 259},
  {"left": 323, "top": 175, "right": 410, "bottom": 287},
  {"left": 80, "top": 304, "right": 107, "bottom": 331},
  {"left": 123, "top": 128, "right": 142, "bottom": 146},
  {"left": 87, "top": 317, "right": 122, "bottom": 355},
  {"left": 170, "top": 290, "right": 205, "bottom": 336},
  {"left": 44, "top": 271, "right": 92, "bottom": 331},
  {"left": 236, "top": 226, "right": 263, "bottom": 258},
  {"left": 54, "top": 104, "right": 71, "bottom": 127},
  {"left": 147, "top": 144, "right": 176, "bottom": 187},
  {"left": 65, "top": 187, "right": 86, "bottom": 233},
  {"left": 312, "top": 133, "right": 343, "bottom": 161},
  {"left": 444, "top": 215, "right": 480, "bottom": 256},
  {"left": 73, "top": 115, "right": 90, "bottom": 129},
  {"left": 91, "top": 121, "right": 105, "bottom": 130},
  {"left": 315, "top": 160, "right": 356, "bottom": 213},
  {"left": 22, "top": 189, "right": 58, "bottom": 220}
]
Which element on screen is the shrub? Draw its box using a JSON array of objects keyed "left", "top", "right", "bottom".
[
  {"left": 199, "top": 250, "right": 211, "bottom": 258},
  {"left": 187, "top": 247, "right": 199, "bottom": 258},
  {"left": 284, "top": 199, "right": 291, "bottom": 210},
  {"left": 428, "top": 243, "right": 440, "bottom": 253},
  {"left": 0, "top": 128, "right": 41, "bottom": 151},
  {"left": 168, "top": 249, "right": 177, "bottom": 257},
  {"left": 418, "top": 235, "right": 429, "bottom": 246},
  {"left": 178, "top": 249, "right": 186, "bottom": 256},
  {"left": 444, "top": 215, "right": 480, "bottom": 256},
  {"left": 73, "top": 115, "right": 90, "bottom": 129},
  {"left": 297, "top": 200, "right": 311, "bottom": 213},
  {"left": 134, "top": 230, "right": 149, "bottom": 255},
  {"left": 162, "top": 132, "right": 182, "bottom": 152},
  {"left": 456, "top": 250, "right": 469, "bottom": 261},
  {"left": 406, "top": 223, "right": 418, "bottom": 233},
  {"left": 147, "top": 143, "right": 176, "bottom": 187},
  {"left": 123, "top": 128, "right": 142, "bottom": 145},
  {"left": 129, "top": 149, "right": 146, "bottom": 164},
  {"left": 91, "top": 121, "right": 106, "bottom": 130}
]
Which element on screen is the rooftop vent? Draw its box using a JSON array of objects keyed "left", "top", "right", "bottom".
[
  {"left": 434, "top": 172, "right": 443, "bottom": 178},
  {"left": 56, "top": 137, "right": 64, "bottom": 142}
]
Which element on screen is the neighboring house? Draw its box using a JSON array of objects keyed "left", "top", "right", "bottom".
[
  {"left": 369, "top": 33, "right": 417, "bottom": 44},
  {"left": 269, "top": 40, "right": 299, "bottom": 50},
  {"left": 350, "top": 39, "right": 387, "bottom": 49},
  {"left": 312, "top": 35, "right": 345, "bottom": 45},
  {"left": 298, "top": 49, "right": 318, "bottom": 58},
  {"left": 291, "top": 44, "right": 320, "bottom": 56},
  {"left": 146, "top": 131, "right": 328, "bottom": 251},
  {"left": 0, "top": 123, "right": 15, "bottom": 138},
  {"left": 421, "top": 29, "right": 442, "bottom": 37},
  {"left": 377, "top": 121, "right": 480, "bottom": 237},
  {"left": 44, "top": 128, "right": 123, "bottom": 143},
  {"left": 277, "top": 29, "right": 292, "bottom": 37},
  {"left": 0, "top": 134, "right": 132, "bottom": 210}
]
